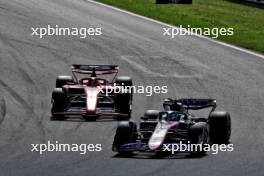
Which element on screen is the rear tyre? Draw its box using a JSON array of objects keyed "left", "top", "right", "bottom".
[
  {"left": 51, "top": 88, "right": 67, "bottom": 120},
  {"left": 188, "top": 122, "right": 208, "bottom": 156},
  {"left": 56, "top": 75, "right": 74, "bottom": 88},
  {"left": 112, "top": 121, "right": 137, "bottom": 155},
  {"left": 115, "top": 76, "right": 133, "bottom": 86},
  {"left": 115, "top": 76, "right": 133, "bottom": 120},
  {"left": 208, "top": 111, "right": 231, "bottom": 144},
  {"left": 115, "top": 94, "right": 132, "bottom": 120}
]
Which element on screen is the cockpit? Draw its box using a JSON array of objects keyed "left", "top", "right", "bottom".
[
  {"left": 159, "top": 111, "right": 187, "bottom": 122},
  {"left": 80, "top": 78, "right": 108, "bottom": 86}
]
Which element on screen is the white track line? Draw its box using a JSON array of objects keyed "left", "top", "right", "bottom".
[{"left": 87, "top": 0, "right": 264, "bottom": 59}]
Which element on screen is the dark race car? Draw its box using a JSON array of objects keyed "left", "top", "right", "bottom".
[
  {"left": 51, "top": 65, "right": 133, "bottom": 121},
  {"left": 112, "top": 98, "right": 231, "bottom": 156}
]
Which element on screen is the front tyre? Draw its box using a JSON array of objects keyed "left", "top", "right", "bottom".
[
  {"left": 51, "top": 88, "right": 67, "bottom": 120},
  {"left": 56, "top": 75, "right": 74, "bottom": 88},
  {"left": 188, "top": 122, "right": 209, "bottom": 156},
  {"left": 112, "top": 121, "right": 137, "bottom": 155}
]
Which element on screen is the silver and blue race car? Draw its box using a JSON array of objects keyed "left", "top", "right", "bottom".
[{"left": 112, "top": 98, "right": 231, "bottom": 156}]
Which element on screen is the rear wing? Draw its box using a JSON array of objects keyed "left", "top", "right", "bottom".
[
  {"left": 71, "top": 65, "right": 119, "bottom": 75},
  {"left": 163, "top": 98, "right": 216, "bottom": 111}
]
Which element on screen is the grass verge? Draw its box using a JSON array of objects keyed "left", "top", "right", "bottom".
[{"left": 95, "top": 0, "right": 264, "bottom": 54}]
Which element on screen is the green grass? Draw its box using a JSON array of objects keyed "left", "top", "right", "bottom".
[{"left": 96, "top": 0, "right": 264, "bottom": 54}]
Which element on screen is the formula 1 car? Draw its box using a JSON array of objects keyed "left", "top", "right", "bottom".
[
  {"left": 112, "top": 98, "right": 231, "bottom": 155},
  {"left": 51, "top": 65, "right": 133, "bottom": 121}
]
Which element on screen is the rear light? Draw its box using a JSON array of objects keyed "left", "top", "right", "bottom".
[{"left": 85, "top": 88, "right": 99, "bottom": 111}]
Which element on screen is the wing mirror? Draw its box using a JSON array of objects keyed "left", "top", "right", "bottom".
[
  {"left": 179, "top": 114, "right": 188, "bottom": 124},
  {"left": 158, "top": 112, "right": 168, "bottom": 121}
]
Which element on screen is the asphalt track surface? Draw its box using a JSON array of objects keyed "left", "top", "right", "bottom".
[{"left": 0, "top": 0, "right": 264, "bottom": 175}]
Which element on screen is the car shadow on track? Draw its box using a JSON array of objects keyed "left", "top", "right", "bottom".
[
  {"left": 112, "top": 152, "right": 207, "bottom": 159},
  {"left": 50, "top": 117, "right": 118, "bottom": 123}
]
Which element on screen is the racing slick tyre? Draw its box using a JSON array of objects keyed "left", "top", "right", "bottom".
[
  {"left": 112, "top": 121, "right": 137, "bottom": 155},
  {"left": 187, "top": 122, "right": 209, "bottom": 156},
  {"left": 142, "top": 110, "right": 159, "bottom": 121},
  {"left": 51, "top": 88, "right": 67, "bottom": 120},
  {"left": 56, "top": 75, "right": 74, "bottom": 88},
  {"left": 115, "top": 93, "right": 132, "bottom": 120},
  {"left": 208, "top": 111, "right": 231, "bottom": 144},
  {"left": 115, "top": 76, "right": 133, "bottom": 86},
  {"left": 115, "top": 76, "right": 133, "bottom": 120}
]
